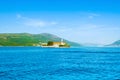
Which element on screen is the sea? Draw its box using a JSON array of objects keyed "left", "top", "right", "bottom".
[{"left": 0, "top": 47, "right": 120, "bottom": 80}]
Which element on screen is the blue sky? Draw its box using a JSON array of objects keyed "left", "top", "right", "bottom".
[{"left": 0, "top": 0, "right": 120, "bottom": 44}]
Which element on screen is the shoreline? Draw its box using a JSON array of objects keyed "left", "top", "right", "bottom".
[{"left": 0, "top": 46, "right": 120, "bottom": 48}]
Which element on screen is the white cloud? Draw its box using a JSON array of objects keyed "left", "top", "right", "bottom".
[
  {"left": 77, "top": 24, "right": 101, "bottom": 30},
  {"left": 88, "top": 15, "right": 94, "bottom": 19},
  {"left": 16, "top": 14, "right": 58, "bottom": 27},
  {"left": 51, "top": 22, "right": 58, "bottom": 25},
  {"left": 90, "top": 13, "right": 100, "bottom": 16},
  {"left": 88, "top": 13, "right": 100, "bottom": 19},
  {"left": 24, "top": 20, "right": 46, "bottom": 27},
  {"left": 16, "top": 14, "right": 22, "bottom": 19},
  {"left": 59, "top": 28, "right": 72, "bottom": 32}
]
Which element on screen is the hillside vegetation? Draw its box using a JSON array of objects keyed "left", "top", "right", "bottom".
[{"left": 0, "top": 33, "right": 81, "bottom": 47}]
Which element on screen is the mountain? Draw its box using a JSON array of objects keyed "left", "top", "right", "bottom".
[
  {"left": 106, "top": 40, "right": 120, "bottom": 47},
  {"left": 82, "top": 43, "right": 104, "bottom": 47},
  {"left": 0, "top": 33, "right": 81, "bottom": 47}
]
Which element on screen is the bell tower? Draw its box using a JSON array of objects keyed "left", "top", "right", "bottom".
[{"left": 61, "top": 39, "right": 64, "bottom": 45}]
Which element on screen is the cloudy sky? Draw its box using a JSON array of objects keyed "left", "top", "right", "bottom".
[{"left": 0, "top": 0, "right": 120, "bottom": 44}]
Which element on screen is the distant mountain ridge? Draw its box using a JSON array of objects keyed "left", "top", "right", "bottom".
[
  {"left": 106, "top": 40, "right": 120, "bottom": 47},
  {"left": 0, "top": 33, "right": 81, "bottom": 47}
]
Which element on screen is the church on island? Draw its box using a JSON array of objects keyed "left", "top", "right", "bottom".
[{"left": 41, "top": 39, "right": 70, "bottom": 48}]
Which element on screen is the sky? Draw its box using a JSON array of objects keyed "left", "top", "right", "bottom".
[{"left": 0, "top": 0, "right": 120, "bottom": 44}]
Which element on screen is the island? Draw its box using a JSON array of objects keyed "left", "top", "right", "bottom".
[{"left": 41, "top": 39, "right": 70, "bottom": 48}]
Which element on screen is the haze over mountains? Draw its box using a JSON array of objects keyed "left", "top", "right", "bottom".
[{"left": 106, "top": 40, "right": 120, "bottom": 47}]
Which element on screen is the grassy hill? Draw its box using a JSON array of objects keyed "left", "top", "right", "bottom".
[{"left": 0, "top": 33, "right": 81, "bottom": 47}]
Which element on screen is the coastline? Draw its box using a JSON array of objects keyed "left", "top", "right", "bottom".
[{"left": 1, "top": 45, "right": 119, "bottom": 48}]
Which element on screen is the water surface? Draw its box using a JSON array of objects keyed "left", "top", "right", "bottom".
[{"left": 0, "top": 47, "right": 120, "bottom": 80}]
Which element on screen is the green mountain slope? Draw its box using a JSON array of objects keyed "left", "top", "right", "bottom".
[{"left": 0, "top": 33, "right": 81, "bottom": 47}]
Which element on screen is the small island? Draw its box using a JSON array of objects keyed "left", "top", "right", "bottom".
[{"left": 40, "top": 39, "right": 70, "bottom": 48}]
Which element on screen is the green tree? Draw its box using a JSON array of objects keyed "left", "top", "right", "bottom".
[{"left": 47, "top": 41, "right": 53, "bottom": 46}]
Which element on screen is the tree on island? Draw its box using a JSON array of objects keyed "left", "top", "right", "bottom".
[{"left": 47, "top": 41, "right": 53, "bottom": 46}]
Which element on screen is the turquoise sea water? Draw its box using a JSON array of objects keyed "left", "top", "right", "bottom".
[{"left": 0, "top": 47, "right": 120, "bottom": 80}]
